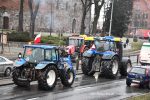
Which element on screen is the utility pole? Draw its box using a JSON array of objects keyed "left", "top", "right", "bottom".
[
  {"left": 89, "top": 6, "right": 91, "bottom": 34},
  {"left": 109, "top": 0, "right": 114, "bottom": 36},
  {"left": 50, "top": 3, "right": 53, "bottom": 36},
  {"left": 1, "top": 27, "right": 3, "bottom": 54}
]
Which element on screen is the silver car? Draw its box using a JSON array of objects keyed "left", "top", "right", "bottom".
[{"left": 0, "top": 56, "right": 13, "bottom": 76}]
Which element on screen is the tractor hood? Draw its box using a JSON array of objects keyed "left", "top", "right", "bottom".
[
  {"left": 35, "top": 61, "right": 55, "bottom": 69},
  {"left": 13, "top": 58, "right": 26, "bottom": 67}
]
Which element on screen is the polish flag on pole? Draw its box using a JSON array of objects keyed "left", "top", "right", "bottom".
[{"left": 34, "top": 33, "right": 41, "bottom": 44}]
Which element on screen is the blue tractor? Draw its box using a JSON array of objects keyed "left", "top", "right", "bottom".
[
  {"left": 81, "top": 36, "right": 132, "bottom": 78},
  {"left": 12, "top": 45, "right": 75, "bottom": 90}
]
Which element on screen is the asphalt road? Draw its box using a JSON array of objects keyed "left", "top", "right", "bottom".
[{"left": 0, "top": 73, "right": 149, "bottom": 100}]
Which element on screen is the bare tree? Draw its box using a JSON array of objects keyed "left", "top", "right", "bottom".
[
  {"left": 28, "top": 0, "right": 40, "bottom": 38},
  {"left": 92, "top": 0, "right": 105, "bottom": 34},
  {"left": 18, "top": 0, "right": 24, "bottom": 32},
  {"left": 80, "top": 0, "right": 93, "bottom": 34}
]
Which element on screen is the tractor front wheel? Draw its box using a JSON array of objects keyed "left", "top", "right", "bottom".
[{"left": 38, "top": 65, "right": 57, "bottom": 90}]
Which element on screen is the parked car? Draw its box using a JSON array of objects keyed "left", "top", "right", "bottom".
[
  {"left": 0, "top": 56, "right": 13, "bottom": 76},
  {"left": 126, "top": 66, "right": 150, "bottom": 88},
  {"left": 139, "top": 42, "right": 150, "bottom": 65}
]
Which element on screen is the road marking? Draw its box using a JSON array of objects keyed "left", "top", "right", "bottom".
[
  {"left": 26, "top": 97, "right": 39, "bottom": 100},
  {"left": 74, "top": 79, "right": 125, "bottom": 91}
]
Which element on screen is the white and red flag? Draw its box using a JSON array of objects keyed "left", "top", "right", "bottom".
[{"left": 34, "top": 33, "right": 41, "bottom": 44}]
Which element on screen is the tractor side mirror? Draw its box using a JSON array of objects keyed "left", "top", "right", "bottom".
[{"left": 18, "top": 52, "right": 22, "bottom": 58}]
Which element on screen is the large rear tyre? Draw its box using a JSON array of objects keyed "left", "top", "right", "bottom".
[
  {"left": 12, "top": 68, "right": 30, "bottom": 87},
  {"left": 101, "top": 56, "right": 119, "bottom": 79},
  {"left": 120, "top": 60, "right": 132, "bottom": 76},
  {"left": 61, "top": 69, "right": 75, "bottom": 87},
  {"left": 81, "top": 57, "right": 95, "bottom": 76},
  {"left": 38, "top": 65, "right": 57, "bottom": 90}
]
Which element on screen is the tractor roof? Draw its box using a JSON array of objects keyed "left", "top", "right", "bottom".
[
  {"left": 94, "top": 36, "right": 121, "bottom": 42},
  {"left": 23, "top": 45, "right": 58, "bottom": 49}
]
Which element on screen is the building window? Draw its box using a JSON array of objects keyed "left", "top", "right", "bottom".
[
  {"left": 144, "top": 21, "right": 147, "bottom": 28},
  {"left": 134, "top": 21, "right": 139, "bottom": 27},
  {"left": 74, "top": 3, "right": 77, "bottom": 14},
  {"left": 72, "top": 19, "right": 76, "bottom": 33},
  {"left": 137, "top": 14, "right": 140, "bottom": 19},
  {"left": 56, "top": 0, "right": 60, "bottom": 10},
  {"left": 66, "top": 2, "right": 68, "bottom": 10},
  {"left": 146, "top": 13, "right": 148, "bottom": 19}
]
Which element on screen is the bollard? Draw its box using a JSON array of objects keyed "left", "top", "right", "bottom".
[{"left": 137, "top": 54, "right": 139, "bottom": 64}]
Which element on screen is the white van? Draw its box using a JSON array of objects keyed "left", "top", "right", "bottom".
[{"left": 140, "top": 42, "right": 150, "bottom": 65}]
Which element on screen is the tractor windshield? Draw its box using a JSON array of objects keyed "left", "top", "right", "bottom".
[
  {"left": 69, "top": 38, "right": 84, "bottom": 47},
  {"left": 94, "top": 40, "right": 109, "bottom": 52},
  {"left": 24, "top": 47, "right": 44, "bottom": 63}
]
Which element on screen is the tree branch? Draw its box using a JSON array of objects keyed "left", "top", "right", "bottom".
[
  {"left": 80, "top": 0, "right": 85, "bottom": 6},
  {"left": 33, "top": 0, "right": 40, "bottom": 18},
  {"left": 28, "top": 0, "right": 33, "bottom": 16}
]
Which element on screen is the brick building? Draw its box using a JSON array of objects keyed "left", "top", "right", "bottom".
[
  {"left": 0, "top": 0, "right": 91, "bottom": 34},
  {"left": 130, "top": 0, "right": 150, "bottom": 31}
]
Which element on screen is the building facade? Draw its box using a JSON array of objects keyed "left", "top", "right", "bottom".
[
  {"left": 130, "top": 0, "right": 150, "bottom": 30},
  {"left": 0, "top": 0, "right": 91, "bottom": 34}
]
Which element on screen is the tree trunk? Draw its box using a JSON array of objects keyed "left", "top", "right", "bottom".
[
  {"left": 28, "top": 0, "right": 40, "bottom": 38},
  {"left": 18, "top": 0, "right": 24, "bottom": 32},
  {"left": 92, "top": 9, "right": 100, "bottom": 34},
  {"left": 80, "top": 8, "right": 87, "bottom": 35},
  {"left": 92, "top": 0, "right": 105, "bottom": 35},
  {"left": 29, "top": 15, "right": 35, "bottom": 38}
]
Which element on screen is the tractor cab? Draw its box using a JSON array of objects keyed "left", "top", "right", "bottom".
[
  {"left": 93, "top": 36, "right": 123, "bottom": 59},
  {"left": 66, "top": 35, "right": 94, "bottom": 54}
]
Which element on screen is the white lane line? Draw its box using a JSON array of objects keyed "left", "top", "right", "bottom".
[{"left": 26, "top": 97, "right": 39, "bottom": 100}]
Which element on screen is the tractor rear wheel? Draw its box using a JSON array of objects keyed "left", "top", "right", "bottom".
[
  {"left": 120, "top": 60, "right": 132, "bottom": 76},
  {"left": 101, "top": 56, "right": 119, "bottom": 79},
  {"left": 81, "top": 57, "right": 95, "bottom": 76}
]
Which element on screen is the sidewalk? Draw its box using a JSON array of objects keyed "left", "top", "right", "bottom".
[{"left": 0, "top": 78, "right": 13, "bottom": 86}]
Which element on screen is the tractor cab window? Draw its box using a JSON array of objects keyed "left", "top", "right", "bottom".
[
  {"left": 94, "top": 40, "right": 109, "bottom": 51},
  {"left": 69, "top": 38, "right": 84, "bottom": 47},
  {"left": 45, "top": 49, "right": 57, "bottom": 61},
  {"left": 110, "top": 42, "right": 116, "bottom": 51},
  {"left": 24, "top": 47, "right": 44, "bottom": 63}
]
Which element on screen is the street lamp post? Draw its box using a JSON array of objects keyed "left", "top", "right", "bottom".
[{"left": 108, "top": 0, "right": 114, "bottom": 36}]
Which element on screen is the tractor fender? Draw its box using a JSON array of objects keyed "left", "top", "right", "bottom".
[
  {"left": 13, "top": 58, "right": 26, "bottom": 67},
  {"left": 102, "top": 51, "right": 117, "bottom": 60},
  {"left": 35, "top": 61, "right": 56, "bottom": 69},
  {"left": 121, "top": 57, "right": 131, "bottom": 63},
  {"left": 59, "top": 56, "right": 74, "bottom": 70},
  {"left": 120, "top": 57, "right": 131, "bottom": 66},
  {"left": 82, "top": 49, "right": 95, "bottom": 57}
]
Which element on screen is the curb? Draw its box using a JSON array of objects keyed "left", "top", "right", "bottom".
[
  {"left": 0, "top": 83, "right": 14, "bottom": 86},
  {"left": 121, "top": 92, "right": 150, "bottom": 100}
]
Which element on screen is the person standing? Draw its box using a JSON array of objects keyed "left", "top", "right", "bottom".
[{"left": 126, "top": 38, "right": 129, "bottom": 45}]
